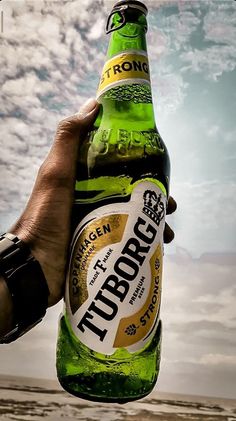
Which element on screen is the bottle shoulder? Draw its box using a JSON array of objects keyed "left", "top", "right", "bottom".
[
  {"left": 77, "top": 135, "right": 170, "bottom": 195},
  {"left": 80, "top": 124, "right": 169, "bottom": 163}
]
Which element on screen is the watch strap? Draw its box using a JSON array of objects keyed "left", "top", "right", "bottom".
[{"left": 0, "top": 233, "right": 49, "bottom": 344}]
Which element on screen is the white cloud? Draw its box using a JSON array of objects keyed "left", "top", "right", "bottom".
[
  {"left": 180, "top": 45, "right": 236, "bottom": 81},
  {"left": 2, "top": 73, "right": 54, "bottom": 97},
  {"left": 199, "top": 354, "right": 236, "bottom": 366},
  {"left": 224, "top": 128, "right": 236, "bottom": 144},
  {"left": 152, "top": 70, "right": 188, "bottom": 117},
  {"left": 0, "top": 0, "right": 106, "bottom": 228},
  {"left": 87, "top": 17, "right": 105, "bottom": 41},
  {"left": 206, "top": 124, "right": 220, "bottom": 138},
  {"left": 164, "top": 11, "right": 201, "bottom": 52},
  {"left": 0, "top": 0, "right": 193, "bottom": 228},
  {"left": 170, "top": 180, "right": 236, "bottom": 256},
  {"left": 148, "top": 28, "right": 169, "bottom": 58},
  {"left": 193, "top": 286, "right": 236, "bottom": 329},
  {"left": 204, "top": 2, "right": 236, "bottom": 48},
  {"left": 180, "top": 1, "right": 236, "bottom": 81},
  {"left": 157, "top": 251, "right": 236, "bottom": 398}
]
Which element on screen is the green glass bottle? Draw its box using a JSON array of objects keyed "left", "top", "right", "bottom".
[{"left": 56, "top": 0, "right": 170, "bottom": 403}]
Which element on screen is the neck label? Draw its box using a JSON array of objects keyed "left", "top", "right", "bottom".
[{"left": 97, "top": 50, "right": 150, "bottom": 99}]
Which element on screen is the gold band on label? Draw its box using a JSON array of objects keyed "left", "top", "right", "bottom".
[
  {"left": 69, "top": 214, "right": 128, "bottom": 314},
  {"left": 113, "top": 244, "right": 162, "bottom": 348}
]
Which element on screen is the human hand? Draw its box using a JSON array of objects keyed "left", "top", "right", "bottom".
[
  {"left": 9, "top": 98, "right": 176, "bottom": 308},
  {"left": 10, "top": 98, "right": 100, "bottom": 307},
  {"left": 164, "top": 196, "right": 177, "bottom": 244}
]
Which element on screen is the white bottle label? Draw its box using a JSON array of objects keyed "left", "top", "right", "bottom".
[{"left": 65, "top": 181, "right": 166, "bottom": 355}]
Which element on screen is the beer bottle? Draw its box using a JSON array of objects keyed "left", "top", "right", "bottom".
[{"left": 56, "top": 0, "right": 170, "bottom": 403}]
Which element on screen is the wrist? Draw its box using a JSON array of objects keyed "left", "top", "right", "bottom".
[
  {"left": 10, "top": 221, "right": 66, "bottom": 307},
  {"left": 9, "top": 225, "right": 50, "bottom": 302}
]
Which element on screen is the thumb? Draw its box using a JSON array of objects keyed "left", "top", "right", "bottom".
[
  {"left": 76, "top": 98, "right": 99, "bottom": 121},
  {"left": 53, "top": 98, "right": 99, "bottom": 154}
]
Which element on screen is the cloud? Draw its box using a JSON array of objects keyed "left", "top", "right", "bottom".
[
  {"left": 199, "top": 353, "right": 236, "bottom": 366},
  {"left": 167, "top": 179, "right": 236, "bottom": 257},
  {"left": 206, "top": 124, "right": 220, "bottom": 138},
  {"left": 152, "top": 70, "right": 188, "bottom": 118},
  {"left": 162, "top": 10, "right": 201, "bottom": 52},
  {"left": 203, "top": 2, "right": 236, "bottom": 48},
  {"left": 0, "top": 0, "right": 107, "bottom": 230},
  {"left": 180, "top": 1, "right": 236, "bottom": 81},
  {"left": 158, "top": 251, "right": 236, "bottom": 398},
  {"left": 159, "top": 359, "right": 236, "bottom": 399},
  {"left": 146, "top": 5, "right": 201, "bottom": 115},
  {"left": 0, "top": 0, "right": 235, "bottom": 400},
  {"left": 180, "top": 45, "right": 236, "bottom": 82},
  {"left": 0, "top": 0, "right": 193, "bottom": 230}
]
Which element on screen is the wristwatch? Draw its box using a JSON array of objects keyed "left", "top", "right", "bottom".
[{"left": 0, "top": 233, "right": 49, "bottom": 344}]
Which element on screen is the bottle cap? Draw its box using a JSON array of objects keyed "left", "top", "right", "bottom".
[
  {"left": 112, "top": 1, "right": 148, "bottom": 16},
  {"left": 107, "top": 0, "right": 148, "bottom": 34}
]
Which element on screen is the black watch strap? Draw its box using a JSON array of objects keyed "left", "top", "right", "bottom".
[{"left": 0, "top": 233, "right": 49, "bottom": 344}]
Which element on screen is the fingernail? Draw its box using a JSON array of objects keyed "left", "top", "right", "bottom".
[{"left": 78, "top": 98, "right": 98, "bottom": 115}]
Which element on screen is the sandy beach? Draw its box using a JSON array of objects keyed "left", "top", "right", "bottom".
[{"left": 0, "top": 375, "right": 235, "bottom": 420}]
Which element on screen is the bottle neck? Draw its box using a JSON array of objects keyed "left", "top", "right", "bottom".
[
  {"left": 106, "top": 15, "right": 148, "bottom": 58},
  {"left": 94, "top": 9, "right": 156, "bottom": 143}
]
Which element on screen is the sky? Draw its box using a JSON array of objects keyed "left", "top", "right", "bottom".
[{"left": 0, "top": 0, "right": 236, "bottom": 400}]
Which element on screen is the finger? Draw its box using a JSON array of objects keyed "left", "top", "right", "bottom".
[
  {"left": 164, "top": 222, "right": 175, "bottom": 244},
  {"left": 37, "top": 99, "right": 99, "bottom": 189},
  {"left": 166, "top": 196, "right": 177, "bottom": 215},
  {"left": 50, "top": 98, "right": 99, "bottom": 161}
]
